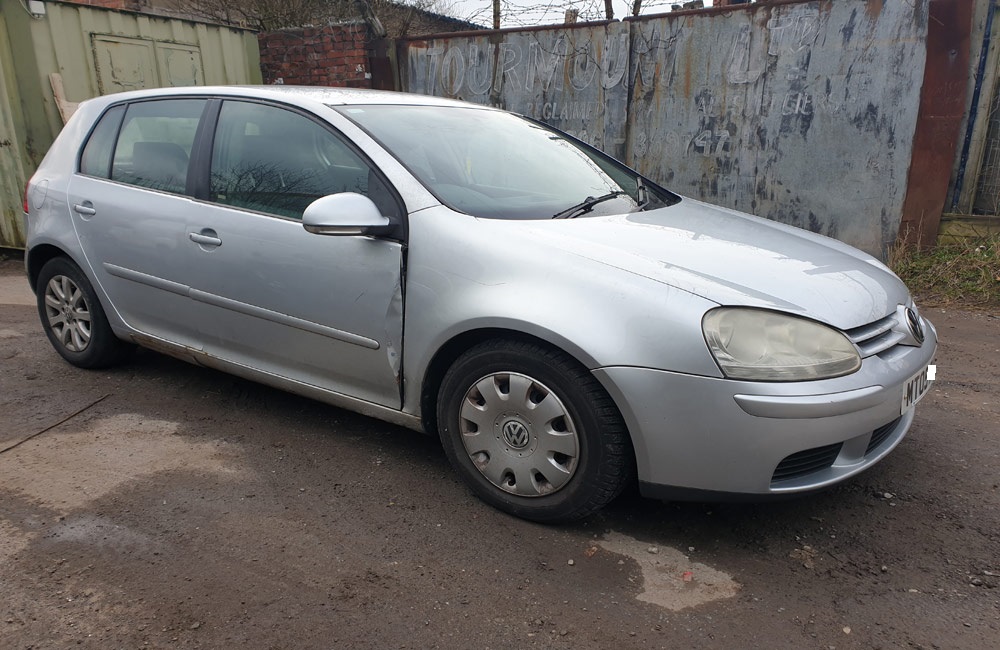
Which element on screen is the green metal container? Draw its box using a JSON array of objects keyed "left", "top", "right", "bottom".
[{"left": 0, "top": 0, "right": 262, "bottom": 249}]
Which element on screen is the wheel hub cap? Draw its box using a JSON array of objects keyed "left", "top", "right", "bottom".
[{"left": 458, "top": 372, "right": 580, "bottom": 497}]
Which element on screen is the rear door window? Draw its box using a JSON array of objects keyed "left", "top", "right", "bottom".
[{"left": 110, "top": 99, "right": 206, "bottom": 194}]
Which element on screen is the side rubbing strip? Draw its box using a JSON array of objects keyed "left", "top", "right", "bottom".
[
  {"left": 188, "top": 289, "right": 380, "bottom": 350},
  {"left": 104, "top": 263, "right": 189, "bottom": 296},
  {"left": 103, "top": 263, "right": 380, "bottom": 350}
]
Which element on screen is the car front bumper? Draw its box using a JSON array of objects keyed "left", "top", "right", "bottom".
[{"left": 593, "top": 322, "right": 937, "bottom": 499}]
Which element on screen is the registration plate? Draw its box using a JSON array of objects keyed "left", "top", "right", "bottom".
[{"left": 901, "top": 364, "right": 935, "bottom": 414}]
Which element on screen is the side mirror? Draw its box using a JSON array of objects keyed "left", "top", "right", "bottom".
[{"left": 302, "top": 193, "right": 394, "bottom": 237}]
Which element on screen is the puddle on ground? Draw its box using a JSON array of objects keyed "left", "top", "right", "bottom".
[{"left": 599, "top": 531, "right": 740, "bottom": 611}]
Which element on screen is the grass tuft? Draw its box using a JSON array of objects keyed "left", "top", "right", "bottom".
[{"left": 888, "top": 236, "right": 1000, "bottom": 310}]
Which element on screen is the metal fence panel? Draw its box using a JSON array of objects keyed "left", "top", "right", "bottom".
[
  {"left": 403, "top": 21, "right": 631, "bottom": 160},
  {"left": 400, "top": 0, "right": 930, "bottom": 256},
  {"left": 628, "top": 1, "right": 927, "bottom": 253}
]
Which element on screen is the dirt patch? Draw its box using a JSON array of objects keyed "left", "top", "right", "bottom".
[
  {"left": 0, "top": 260, "right": 998, "bottom": 649},
  {"left": 2, "top": 413, "right": 245, "bottom": 514},
  {"left": 0, "top": 520, "right": 32, "bottom": 565},
  {"left": 0, "top": 258, "right": 31, "bottom": 305},
  {"left": 599, "top": 531, "right": 740, "bottom": 610}
]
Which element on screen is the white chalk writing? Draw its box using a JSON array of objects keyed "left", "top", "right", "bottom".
[{"left": 691, "top": 130, "right": 731, "bottom": 157}]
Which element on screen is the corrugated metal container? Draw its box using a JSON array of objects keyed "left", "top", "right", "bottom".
[
  {"left": 1, "top": 8, "right": 30, "bottom": 249},
  {"left": 0, "top": 0, "right": 262, "bottom": 249}
]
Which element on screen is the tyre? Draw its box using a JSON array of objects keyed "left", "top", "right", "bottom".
[
  {"left": 437, "top": 339, "right": 634, "bottom": 523},
  {"left": 36, "top": 257, "right": 130, "bottom": 369}
]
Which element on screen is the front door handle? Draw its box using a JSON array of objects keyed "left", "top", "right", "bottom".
[
  {"left": 189, "top": 230, "right": 222, "bottom": 247},
  {"left": 73, "top": 203, "right": 96, "bottom": 216}
]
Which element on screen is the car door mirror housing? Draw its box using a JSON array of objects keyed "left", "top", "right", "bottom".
[{"left": 302, "top": 193, "right": 394, "bottom": 237}]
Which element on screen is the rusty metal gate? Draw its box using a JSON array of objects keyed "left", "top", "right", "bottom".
[
  {"left": 941, "top": 0, "right": 1000, "bottom": 242},
  {"left": 972, "top": 84, "right": 1000, "bottom": 216}
]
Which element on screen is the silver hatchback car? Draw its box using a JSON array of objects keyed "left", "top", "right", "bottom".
[{"left": 24, "top": 86, "right": 936, "bottom": 522}]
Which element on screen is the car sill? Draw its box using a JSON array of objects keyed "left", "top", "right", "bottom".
[{"left": 129, "top": 331, "right": 423, "bottom": 432}]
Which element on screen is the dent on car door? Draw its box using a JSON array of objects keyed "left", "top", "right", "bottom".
[
  {"left": 67, "top": 98, "right": 209, "bottom": 348},
  {"left": 182, "top": 99, "right": 406, "bottom": 408}
]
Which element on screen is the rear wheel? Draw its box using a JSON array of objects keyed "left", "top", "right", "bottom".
[
  {"left": 437, "top": 339, "right": 634, "bottom": 523},
  {"left": 36, "top": 257, "right": 130, "bottom": 368}
]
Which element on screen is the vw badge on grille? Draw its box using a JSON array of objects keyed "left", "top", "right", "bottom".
[
  {"left": 905, "top": 307, "right": 925, "bottom": 344},
  {"left": 502, "top": 420, "right": 530, "bottom": 449}
]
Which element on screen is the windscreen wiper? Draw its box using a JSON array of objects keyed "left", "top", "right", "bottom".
[
  {"left": 552, "top": 191, "right": 628, "bottom": 219},
  {"left": 636, "top": 177, "right": 649, "bottom": 209}
]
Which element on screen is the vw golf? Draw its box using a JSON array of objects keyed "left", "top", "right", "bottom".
[{"left": 24, "top": 86, "right": 936, "bottom": 522}]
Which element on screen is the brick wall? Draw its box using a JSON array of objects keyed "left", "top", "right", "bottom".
[{"left": 258, "top": 24, "right": 372, "bottom": 88}]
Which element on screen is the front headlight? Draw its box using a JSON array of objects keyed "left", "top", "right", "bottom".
[{"left": 702, "top": 308, "right": 861, "bottom": 381}]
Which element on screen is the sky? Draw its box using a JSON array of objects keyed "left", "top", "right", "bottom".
[{"left": 437, "top": 0, "right": 716, "bottom": 29}]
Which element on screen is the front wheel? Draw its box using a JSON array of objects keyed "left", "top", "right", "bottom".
[
  {"left": 36, "top": 257, "right": 130, "bottom": 369},
  {"left": 437, "top": 339, "right": 634, "bottom": 523}
]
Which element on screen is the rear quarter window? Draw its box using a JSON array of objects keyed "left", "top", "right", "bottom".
[{"left": 79, "top": 105, "right": 125, "bottom": 178}]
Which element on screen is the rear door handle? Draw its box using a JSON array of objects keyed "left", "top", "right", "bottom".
[
  {"left": 73, "top": 203, "right": 96, "bottom": 216},
  {"left": 188, "top": 230, "right": 222, "bottom": 247}
]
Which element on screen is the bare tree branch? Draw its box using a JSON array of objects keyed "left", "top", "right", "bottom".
[{"left": 164, "top": 0, "right": 470, "bottom": 35}]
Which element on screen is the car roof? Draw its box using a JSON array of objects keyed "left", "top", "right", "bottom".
[{"left": 81, "top": 85, "right": 481, "bottom": 110}]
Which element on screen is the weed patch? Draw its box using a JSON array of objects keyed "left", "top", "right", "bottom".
[{"left": 889, "top": 237, "right": 1000, "bottom": 309}]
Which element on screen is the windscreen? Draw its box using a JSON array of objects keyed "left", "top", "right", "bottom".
[{"left": 335, "top": 104, "right": 673, "bottom": 220}]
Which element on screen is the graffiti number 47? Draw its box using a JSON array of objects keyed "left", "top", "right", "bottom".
[{"left": 692, "top": 130, "right": 731, "bottom": 156}]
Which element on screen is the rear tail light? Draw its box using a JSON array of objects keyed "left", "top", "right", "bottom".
[{"left": 23, "top": 180, "right": 30, "bottom": 213}]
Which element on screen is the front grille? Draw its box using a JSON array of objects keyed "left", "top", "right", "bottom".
[
  {"left": 846, "top": 313, "right": 906, "bottom": 357},
  {"left": 772, "top": 442, "right": 844, "bottom": 483},
  {"left": 865, "top": 417, "right": 901, "bottom": 455}
]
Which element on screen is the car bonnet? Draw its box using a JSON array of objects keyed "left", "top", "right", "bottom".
[{"left": 511, "top": 198, "right": 909, "bottom": 331}]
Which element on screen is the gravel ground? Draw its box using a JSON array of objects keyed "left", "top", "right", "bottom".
[{"left": 1, "top": 256, "right": 998, "bottom": 649}]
